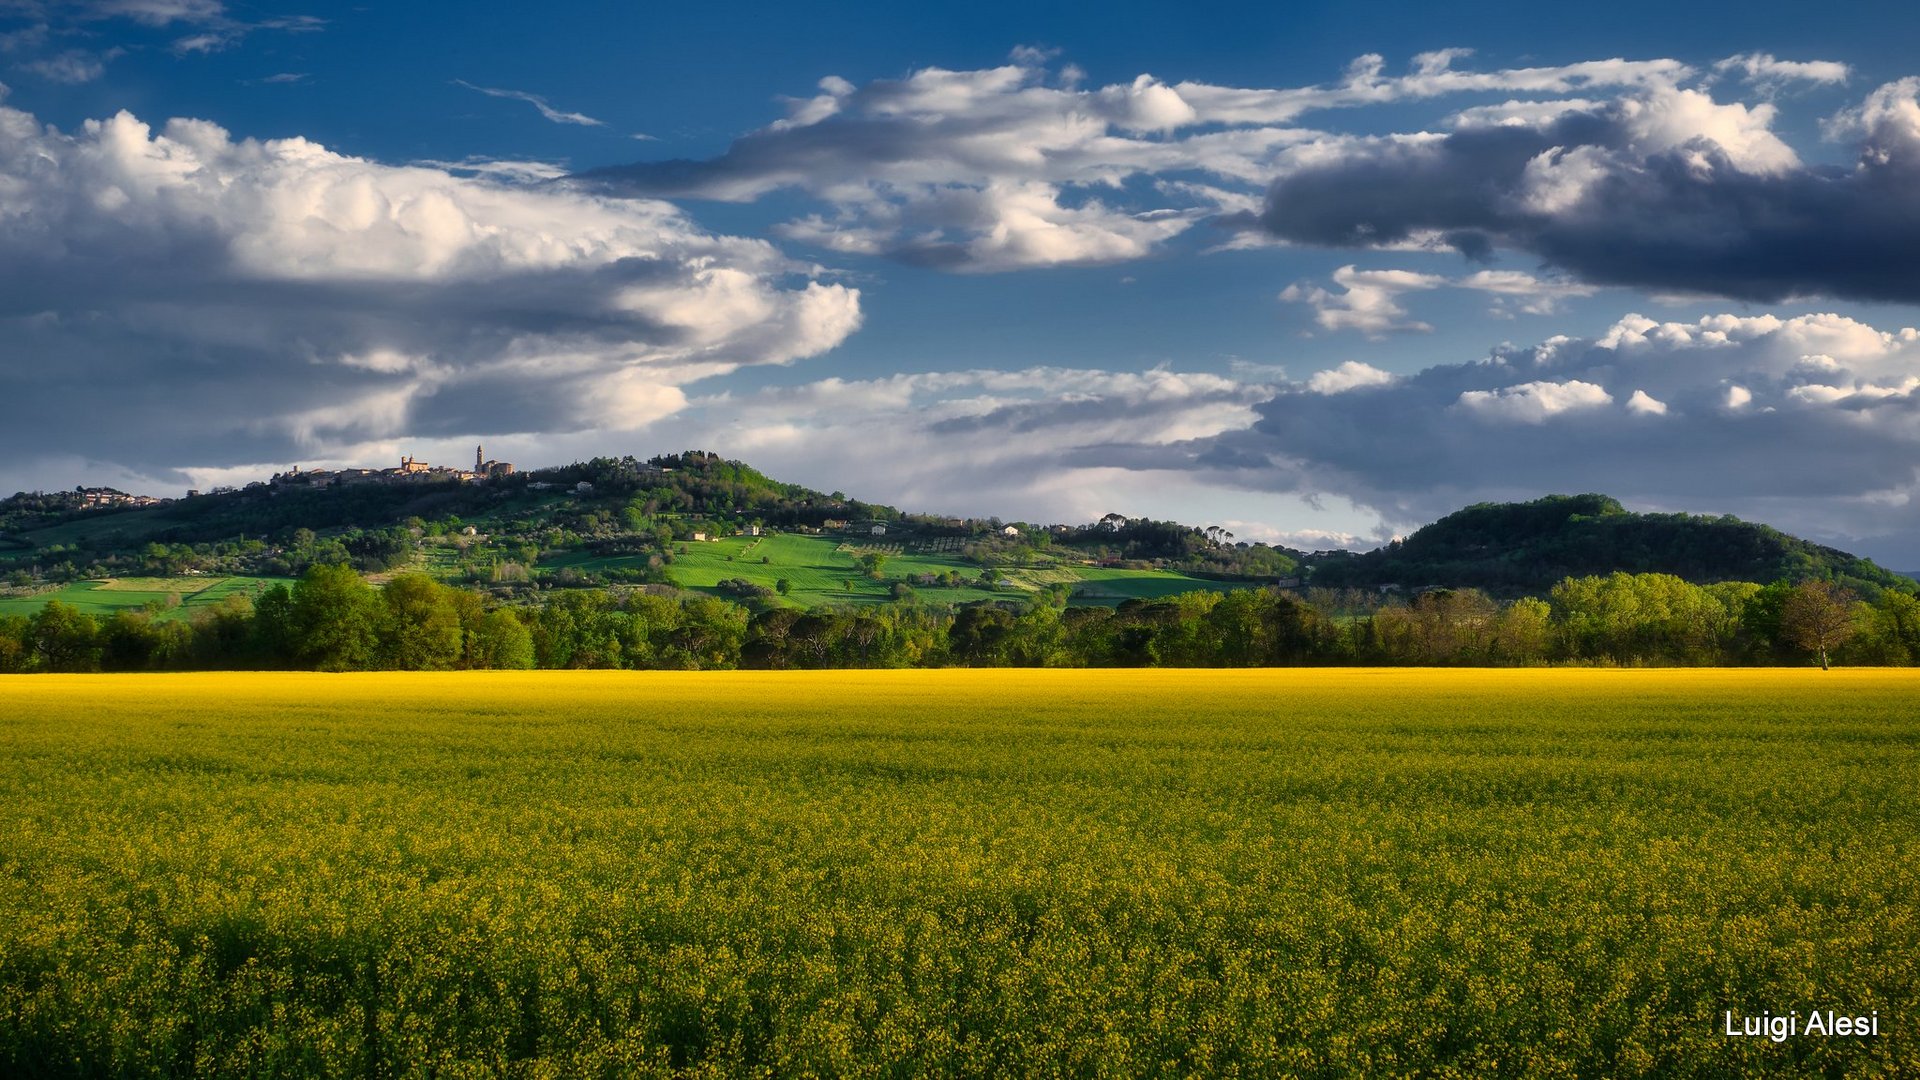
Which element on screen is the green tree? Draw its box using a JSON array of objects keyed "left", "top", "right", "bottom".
[
  {"left": 251, "top": 584, "right": 298, "bottom": 666},
  {"left": 379, "top": 573, "right": 463, "bottom": 670},
  {"left": 29, "top": 601, "right": 99, "bottom": 672},
  {"left": 1866, "top": 590, "right": 1920, "bottom": 664},
  {"left": 290, "top": 564, "right": 382, "bottom": 671},
  {"left": 950, "top": 605, "right": 1017, "bottom": 666},
  {"left": 0, "top": 613, "right": 31, "bottom": 673},
  {"left": 100, "top": 610, "right": 168, "bottom": 671},
  {"left": 469, "top": 609, "right": 535, "bottom": 669},
  {"left": 191, "top": 593, "right": 256, "bottom": 668},
  {"left": 1492, "top": 597, "right": 1553, "bottom": 664},
  {"left": 775, "top": 578, "right": 793, "bottom": 596}
]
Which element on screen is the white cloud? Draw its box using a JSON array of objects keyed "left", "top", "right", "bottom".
[
  {"left": 1455, "top": 380, "right": 1614, "bottom": 423},
  {"left": 1447, "top": 98, "right": 1603, "bottom": 128},
  {"left": 81, "top": 0, "right": 226, "bottom": 25},
  {"left": 632, "top": 365, "right": 1277, "bottom": 524},
  {"left": 1626, "top": 389, "right": 1668, "bottom": 415},
  {"left": 1280, "top": 265, "right": 1445, "bottom": 336},
  {"left": 573, "top": 50, "right": 1714, "bottom": 272},
  {"left": 1307, "top": 360, "right": 1397, "bottom": 394},
  {"left": 1714, "top": 53, "right": 1850, "bottom": 94},
  {"left": 452, "top": 79, "right": 604, "bottom": 127},
  {"left": 1613, "top": 87, "right": 1799, "bottom": 175},
  {"left": 1283, "top": 264, "right": 1598, "bottom": 334},
  {"left": 1205, "top": 310, "right": 1920, "bottom": 563},
  {"left": 0, "top": 100, "right": 859, "bottom": 479}
]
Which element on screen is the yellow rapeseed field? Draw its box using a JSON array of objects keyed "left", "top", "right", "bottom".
[{"left": 1, "top": 669, "right": 1914, "bottom": 1077}]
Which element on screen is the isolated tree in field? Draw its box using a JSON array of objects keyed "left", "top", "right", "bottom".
[
  {"left": 775, "top": 578, "right": 792, "bottom": 596},
  {"left": 1781, "top": 581, "right": 1857, "bottom": 670}
]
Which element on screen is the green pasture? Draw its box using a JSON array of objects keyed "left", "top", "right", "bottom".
[
  {"left": 661, "top": 531, "right": 1241, "bottom": 607},
  {"left": 666, "top": 532, "right": 1007, "bottom": 605},
  {"left": 0, "top": 575, "right": 294, "bottom": 621},
  {"left": 1064, "top": 565, "right": 1251, "bottom": 603}
]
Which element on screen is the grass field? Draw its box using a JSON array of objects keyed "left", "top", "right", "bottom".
[
  {"left": 666, "top": 532, "right": 1008, "bottom": 606},
  {"left": 0, "top": 575, "right": 295, "bottom": 621},
  {"left": 0, "top": 670, "right": 1913, "bottom": 1077},
  {"left": 661, "top": 532, "right": 1239, "bottom": 607}
]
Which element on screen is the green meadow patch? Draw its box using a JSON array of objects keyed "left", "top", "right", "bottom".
[
  {"left": 0, "top": 575, "right": 294, "bottom": 621},
  {"left": 659, "top": 531, "right": 1242, "bottom": 607}
]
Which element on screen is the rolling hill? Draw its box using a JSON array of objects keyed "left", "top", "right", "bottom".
[
  {"left": 1305, "top": 494, "right": 1912, "bottom": 597},
  {"left": 2, "top": 463, "right": 1912, "bottom": 610}
]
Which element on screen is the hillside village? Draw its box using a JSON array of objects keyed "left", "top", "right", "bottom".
[{"left": 269, "top": 447, "right": 518, "bottom": 489}]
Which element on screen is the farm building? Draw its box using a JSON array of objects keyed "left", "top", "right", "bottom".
[
  {"left": 871, "top": 524, "right": 887, "bottom": 536},
  {"left": 1002, "top": 525, "right": 1021, "bottom": 537}
]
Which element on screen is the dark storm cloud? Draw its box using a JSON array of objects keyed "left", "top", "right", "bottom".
[{"left": 1251, "top": 83, "right": 1920, "bottom": 303}]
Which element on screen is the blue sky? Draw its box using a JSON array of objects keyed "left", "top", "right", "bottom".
[{"left": 5, "top": 0, "right": 1920, "bottom": 563}]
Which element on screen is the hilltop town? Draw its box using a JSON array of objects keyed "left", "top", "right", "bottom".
[{"left": 270, "top": 447, "right": 516, "bottom": 490}]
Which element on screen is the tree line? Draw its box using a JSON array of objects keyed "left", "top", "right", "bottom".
[{"left": 1, "top": 567, "right": 1915, "bottom": 674}]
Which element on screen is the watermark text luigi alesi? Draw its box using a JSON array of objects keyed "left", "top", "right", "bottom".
[{"left": 1724, "top": 1008, "right": 1881, "bottom": 1042}]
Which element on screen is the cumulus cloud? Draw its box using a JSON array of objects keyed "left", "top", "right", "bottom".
[
  {"left": 1251, "top": 73, "right": 1920, "bottom": 304},
  {"left": 1306, "top": 360, "right": 1397, "bottom": 394},
  {"left": 1281, "top": 264, "right": 1596, "bottom": 334},
  {"left": 1626, "top": 389, "right": 1668, "bottom": 415},
  {"left": 564, "top": 46, "right": 1902, "bottom": 298},
  {"left": 1280, "top": 266, "right": 1444, "bottom": 335},
  {"left": 1186, "top": 311, "right": 1920, "bottom": 563},
  {"left": 570, "top": 48, "right": 1714, "bottom": 273},
  {"left": 1454, "top": 379, "right": 1613, "bottom": 423},
  {"left": 0, "top": 100, "right": 859, "bottom": 487}
]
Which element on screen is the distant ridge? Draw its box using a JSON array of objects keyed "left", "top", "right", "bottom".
[
  {"left": 2, "top": 460, "right": 1912, "bottom": 598},
  {"left": 1306, "top": 494, "right": 1911, "bottom": 596}
]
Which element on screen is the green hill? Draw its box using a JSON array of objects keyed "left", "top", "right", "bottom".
[
  {"left": 1303, "top": 494, "right": 1912, "bottom": 597},
  {"left": 4, "top": 466, "right": 1911, "bottom": 609}
]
